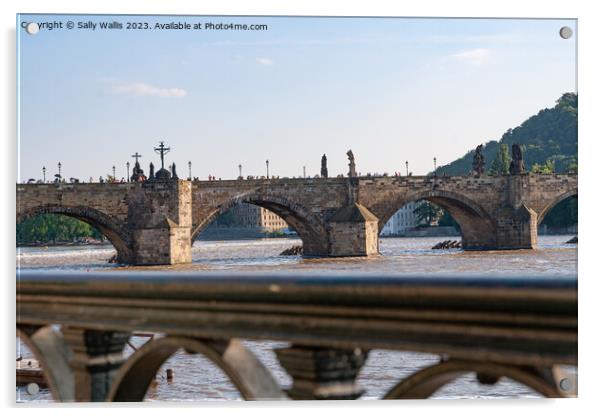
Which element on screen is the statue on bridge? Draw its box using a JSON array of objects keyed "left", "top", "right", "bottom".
[
  {"left": 321, "top": 154, "right": 328, "bottom": 178},
  {"left": 130, "top": 161, "right": 147, "bottom": 182},
  {"left": 153, "top": 141, "right": 172, "bottom": 181},
  {"left": 347, "top": 150, "right": 357, "bottom": 178},
  {"left": 510, "top": 143, "right": 525, "bottom": 175},
  {"left": 149, "top": 162, "right": 155, "bottom": 180},
  {"left": 171, "top": 163, "right": 178, "bottom": 179},
  {"left": 130, "top": 152, "right": 146, "bottom": 182},
  {"left": 471, "top": 144, "right": 485, "bottom": 176},
  {"left": 130, "top": 152, "right": 147, "bottom": 182}
]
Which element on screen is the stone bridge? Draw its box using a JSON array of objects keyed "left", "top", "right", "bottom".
[{"left": 16, "top": 174, "right": 577, "bottom": 265}]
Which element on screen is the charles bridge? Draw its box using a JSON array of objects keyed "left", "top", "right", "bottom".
[{"left": 16, "top": 172, "right": 577, "bottom": 265}]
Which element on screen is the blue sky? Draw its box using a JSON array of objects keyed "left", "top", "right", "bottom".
[{"left": 17, "top": 15, "right": 576, "bottom": 181}]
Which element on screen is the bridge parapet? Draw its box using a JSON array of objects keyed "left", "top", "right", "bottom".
[{"left": 17, "top": 271, "right": 577, "bottom": 401}]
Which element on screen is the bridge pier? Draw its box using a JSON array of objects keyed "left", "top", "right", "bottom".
[
  {"left": 328, "top": 203, "right": 379, "bottom": 256},
  {"left": 493, "top": 204, "right": 538, "bottom": 250},
  {"left": 127, "top": 180, "right": 192, "bottom": 265}
]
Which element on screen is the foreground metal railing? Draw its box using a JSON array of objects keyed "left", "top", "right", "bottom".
[{"left": 16, "top": 271, "right": 577, "bottom": 401}]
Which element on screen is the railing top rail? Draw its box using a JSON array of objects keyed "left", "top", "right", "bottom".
[
  {"left": 17, "top": 271, "right": 577, "bottom": 366},
  {"left": 17, "top": 270, "right": 577, "bottom": 286},
  {"left": 17, "top": 271, "right": 576, "bottom": 308}
]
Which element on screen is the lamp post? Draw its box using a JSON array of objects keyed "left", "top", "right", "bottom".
[
  {"left": 405, "top": 161, "right": 409, "bottom": 177},
  {"left": 266, "top": 160, "right": 270, "bottom": 179},
  {"left": 42, "top": 166, "right": 46, "bottom": 182},
  {"left": 303, "top": 166, "right": 306, "bottom": 178},
  {"left": 112, "top": 165, "right": 116, "bottom": 180},
  {"left": 126, "top": 162, "right": 130, "bottom": 182},
  {"left": 433, "top": 157, "right": 437, "bottom": 175},
  {"left": 238, "top": 164, "right": 242, "bottom": 179},
  {"left": 57, "top": 162, "right": 62, "bottom": 181},
  {"left": 188, "top": 161, "right": 192, "bottom": 181}
]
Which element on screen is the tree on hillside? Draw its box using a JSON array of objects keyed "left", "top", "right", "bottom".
[
  {"left": 531, "top": 159, "right": 555, "bottom": 174},
  {"left": 434, "top": 93, "right": 577, "bottom": 175},
  {"left": 489, "top": 143, "right": 511, "bottom": 175}
]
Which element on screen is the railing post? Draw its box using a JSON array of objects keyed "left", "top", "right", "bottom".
[
  {"left": 275, "top": 345, "right": 368, "bottom": 400},
  {"left": 61, "top": 328, "right": 130, "bottom": 401}
]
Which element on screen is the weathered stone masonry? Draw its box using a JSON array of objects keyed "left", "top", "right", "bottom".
[{"left": 16, "top": 173, "right": 577, "bottom": 265}]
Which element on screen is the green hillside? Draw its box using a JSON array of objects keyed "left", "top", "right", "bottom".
[{"left": 435, "top": 93, "right": 577, "bottom": 176}]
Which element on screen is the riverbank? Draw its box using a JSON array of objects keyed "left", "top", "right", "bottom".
[{"left": 17, "top": 239, "right": 111, "bottom": 248}]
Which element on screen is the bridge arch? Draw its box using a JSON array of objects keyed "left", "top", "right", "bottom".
[
  {"left": 379, "top": 190, "right": 497, "bottom": 250},
  {"left": 537, "top": 189, "right": 578, "bottom": 226},
  {"left": 17, "top": 204, "right": 133, "bottom": 262},
  {"left": 190, "top": 193, "right": 329, "bottom": 256}
]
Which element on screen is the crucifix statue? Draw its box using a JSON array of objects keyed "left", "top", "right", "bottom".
[
  {"left": 154, "top": 141, "right": 171, "bottom": 170},
  {"left": 131, "top": 152, "right": 142, "bottom": 165},
  {"left": 130, "top": 152, "right": 146, "bottom": 182}
]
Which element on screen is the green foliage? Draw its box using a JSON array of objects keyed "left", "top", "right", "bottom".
[
  {"left": 531, "top": 159, "right": 555, "bottom": 174},
  {"left": 214, "top": 209, "right": 236, "bottom": 226},
  {"left": 438, "top": 211, "right": 460, "bottom": 230},
  {"left": 542, "top": 197, "right": 577, "bottom": 228},
  {"left": 436, "top": 93, "right": 577, "bottom": 175},
  {"left": 413, "top": 201, "right": 444, "bottom": 226},
  {"left": 17, "top": 214, "right": 103, "bottom": 245},
  {"left": 489, "top": 144, "right": 511, "bottom": 175}
]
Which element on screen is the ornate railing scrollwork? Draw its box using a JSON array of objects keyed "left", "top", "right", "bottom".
[
  {"left": 108, "top": 336, "right": 286, "bottom": 401},
  {"left": 17, "top": 325, "right": 74, "bottom": 401},
  {"left": 383, "top": 359, "right": 570, "bottom": 399}
]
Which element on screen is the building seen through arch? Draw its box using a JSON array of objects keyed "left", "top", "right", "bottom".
[
  {"left": 380, "top": 201, "right": 420, "bottom": 236},
  {"left": 206, "top": 203, "right": 289, "bottom": 235}
]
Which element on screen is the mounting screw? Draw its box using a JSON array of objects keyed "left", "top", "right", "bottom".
[{"left": 559, "top": 26, "right": 573, "bottom": 39}]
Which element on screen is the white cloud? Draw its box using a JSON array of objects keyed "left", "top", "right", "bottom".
[
  {"left": 256, "top": 57, "right": 273, "bottom": 66},
  {"left": 452, "top": 48, "right": 491, "bottom": 65},
  {"left": 112, "top": 82, "right": 187, "bottom": 97}
]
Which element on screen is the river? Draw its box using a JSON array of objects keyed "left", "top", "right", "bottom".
[{"left": 16, "top": 235, "right": 577, "bottom": 401}]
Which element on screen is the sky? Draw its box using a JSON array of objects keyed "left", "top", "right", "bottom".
[{"left": 17, "top": 15, "right": 576, "bottom": 181}]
